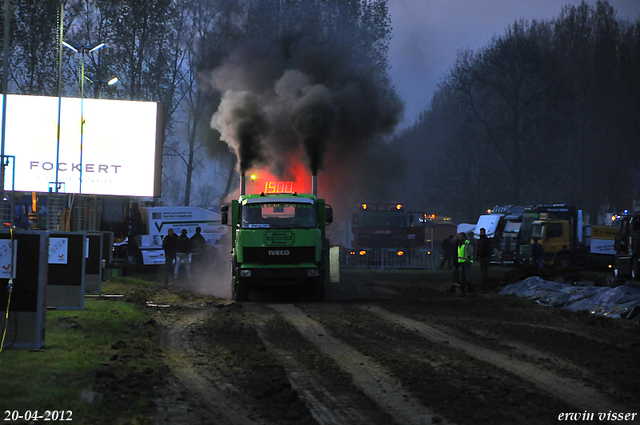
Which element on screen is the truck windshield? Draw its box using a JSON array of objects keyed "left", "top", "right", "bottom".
[
  {"left": 241, "top": 202, "right": 317, "bottom": 229},
  {"left": 531, "top": 223, "right": 545, "bottom": 240},
  {"left": 355, "top": 212, "right": 405, "bottom": 229}
]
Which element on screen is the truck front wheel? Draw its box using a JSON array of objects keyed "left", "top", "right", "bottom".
[
  {"left": 232, "top": 279, "right": 249, "bottom": 302},
  {"left": 231, "top": 257, "right": 249, "bottom": 302},
  {"left": 632, "top": 258, "right": 639, "bottom": 281},
  {"left": 554, "top": 253, "right": 573, "bottom": 269},
  {"left": 310, "top": 278, "right": 325, "bottom": 302}
]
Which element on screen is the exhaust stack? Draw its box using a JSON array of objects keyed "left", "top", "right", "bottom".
[
  {"left": 312, "top": 175, "right": 317, "bottom": 197},
  {"left": 241, "top": 174, "right": 246, "bottom": 196}
]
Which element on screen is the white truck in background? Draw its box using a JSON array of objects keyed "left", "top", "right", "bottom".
[{"left": 115, "top": 204, "right": 227, "bottom": 267}]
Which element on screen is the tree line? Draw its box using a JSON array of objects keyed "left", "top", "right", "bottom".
[
  {"left": 0, "top": 0, "right": 394, "bottom": 207},
  {"left": 394, "top": 1, "right": 640, "bottom": 224}
]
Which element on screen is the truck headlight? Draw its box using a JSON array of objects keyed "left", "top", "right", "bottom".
[
  {"left": 307, "top": 269, "right": 319, "bottom": 277},
  {"left": 240, "top": 270, "right": 252, "bottom": 277}
]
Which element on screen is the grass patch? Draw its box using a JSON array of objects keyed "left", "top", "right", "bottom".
[{"left": 0, "top": 277, "right": 164, "bottom": 425}]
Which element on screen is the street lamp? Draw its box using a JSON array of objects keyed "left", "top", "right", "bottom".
[
  {"left": 62, "top": 40, "right": 105, "bottom": 194},
  {"left": 84, "top": 75, "right": 118, "bottom": 99}
]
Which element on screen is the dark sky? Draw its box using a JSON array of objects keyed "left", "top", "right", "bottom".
[{"left": 387, "top": 0, "right": 640, "bottom": 130}]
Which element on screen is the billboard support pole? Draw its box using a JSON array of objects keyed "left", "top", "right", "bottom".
[
  {"left": 55, "top": 1, "right": 65, "bottom": 193},
  {"left": 1, "top": 0, "right": 11, "bottom": 199}
]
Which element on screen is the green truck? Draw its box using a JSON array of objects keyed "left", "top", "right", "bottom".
[{"left": 220, "top": 182, "right": 333, "bottom": 301}]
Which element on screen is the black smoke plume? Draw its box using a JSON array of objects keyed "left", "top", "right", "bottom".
[
  {"left": 209, "top": 26, "right": 404, "bottom": 205},
  {"left": 213, "top": 91, "right": 267, "bottom": 173}
]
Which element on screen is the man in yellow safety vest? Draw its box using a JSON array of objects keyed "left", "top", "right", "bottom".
[{"left": 456, "top": 232, "right": 476, "bottom": 295}]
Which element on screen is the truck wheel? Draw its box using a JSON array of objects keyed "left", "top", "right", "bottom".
[
  {"left": 231, "top": 256, "right": 249, "bottom": 302},
  {"left": 614, "top": 257, "right": 631, "bottom": 278},
  {"left": 232, "top": 279, "right": 249, "bottom": 302},
  {"left": 311, "top": 279, "right": 325, "bottom": 302},
  {"left": 555, "top": 253, "right": 573, "bottom": 269}
]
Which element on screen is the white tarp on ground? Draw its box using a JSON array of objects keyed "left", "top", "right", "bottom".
[{"left": 499, "top": 276, "right": 640, "bottom": 323}]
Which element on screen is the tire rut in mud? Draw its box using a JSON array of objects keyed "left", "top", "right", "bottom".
[
  {"left": 159, "top": 304, "right": 318, "bottom": 425},
  {"left": 382, "top": 291, "right": 640, "bottom": 411},
  {"left": 295, "top": 302, "right": 576, "bottom": 425},
  {"left": 267, "top": 303, "right": 452, "bottom": 425},
  {"left": 156, "top": 307, "right": 269, "bottom": 425},
  {"left": 362, "top": 305, "right": 636, "bottom": 415},
  {"left": 247, "top": 304, "right": 395, "bottom": 425},
  {"left": 150, "top": 274, "right": 640, "bottom": 425}
]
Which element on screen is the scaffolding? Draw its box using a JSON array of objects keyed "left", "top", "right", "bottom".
[
  {"left": 0, "top": 191, "right": 13, "bottom": 227},
  {"left": 47, "top": 193, "right": 67, "bottom": 231},
  {"left": 72, "top": 195, "right": 102, "bottom": 231}
]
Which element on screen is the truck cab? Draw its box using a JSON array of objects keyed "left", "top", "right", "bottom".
[
  {"left": 222, "top": 192, "right": 332, "bottom": 301},
  {"left": 614, "top": 211, "right": 640, "bottom": 279},
  {"left": 531, "top": 219, "right": 573, "bottom": 267},
  {"left": 531, "top": 210, "right": 616, "bottom": 270}
]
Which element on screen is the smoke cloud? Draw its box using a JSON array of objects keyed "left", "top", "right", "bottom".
[
  {"left": 209, "top": 28, "right": 404, "bottom": 207},
  {"left": 213, "top": 91, "right": 268, "bottom": 173}
]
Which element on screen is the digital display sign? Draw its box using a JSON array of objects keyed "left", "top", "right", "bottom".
[
  {"left": 264, "top": 181, "right": 294, "bottom": 193},
  {"left": 0, "top": 94, "right": 162, "bottom": 196}
]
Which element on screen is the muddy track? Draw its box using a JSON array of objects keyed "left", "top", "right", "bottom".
[
  {"left": 248, "top": 304, "right": 389, "bottom": 425},
  {"left": 150, "top": 273, "right": 640, "bottom": 425},
  {"left": 251, "top": 303, "right": 450, "bottom": 425},
  {"left": 361, "top": 305, "right": 633, "bottom": 414},
  {"left": 155, "top": 306, "right": 272, "bottom": 425}
]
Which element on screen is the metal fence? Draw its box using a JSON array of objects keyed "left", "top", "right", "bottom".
[{"left": 341, "top": 247, "right": 440, "bottom": 270}]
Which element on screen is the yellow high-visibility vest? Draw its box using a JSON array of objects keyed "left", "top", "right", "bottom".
[{"left": 458, "top": 240, "right": 473, "bottom": 264}]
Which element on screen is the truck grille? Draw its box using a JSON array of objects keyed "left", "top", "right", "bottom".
[{"left": 242, "top": 247, "right": 316, "bottom": 264}]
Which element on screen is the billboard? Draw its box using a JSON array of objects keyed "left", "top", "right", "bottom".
[{"left": 0, "top": 94, "right": 162, "bottom": 196}]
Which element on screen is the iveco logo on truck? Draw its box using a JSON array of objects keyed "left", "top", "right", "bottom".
[{"left": 268, "top": 250, "right": 290, "bottom": 255}]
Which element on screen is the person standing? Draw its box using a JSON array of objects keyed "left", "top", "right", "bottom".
[
  {"left": 174, "top": 229, "right": 192, "bottom": 279},
  {"left": 446, "top": 234, "right": 460, "bottom": 293},
  {"left": 530, "top": 238, "right": 544, "bottom": 268},
  {"left": 190, "top": 226, "right": 207, "bottom": 275},
  {"left": 439, "top": 235, "right": 454, "bottom": 271},
  {"left": 457, "top": 232, "right": 476, "bottom": 294},
  {"left": 162, "top": 228, "right": 178, "bottom": 282},
  {"left": 476, "top": 227, "right": 491, "bottom": 281}
]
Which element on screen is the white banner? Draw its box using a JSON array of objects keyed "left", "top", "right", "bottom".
[
  {"left": 0, "top": 94, "right": 160, "bottom": 196},
  {"left": 590, "top": 238, "right": 616, "bottom": 255}
]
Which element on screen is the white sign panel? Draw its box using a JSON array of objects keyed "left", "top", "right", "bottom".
[
  {"left": 0, "top": 94, "right": 160, "bottom": 196},
  {"left": 0, "top": 240, "right": 18, "bottom": 279},
  {"left": 49, "top": 237, "right": 69, "bottom": 264},
  {"left": 590, "top": 238, "right": 616, "bottom": 255}
]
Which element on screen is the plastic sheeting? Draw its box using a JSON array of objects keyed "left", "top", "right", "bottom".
[{"left": 499, "top": 276, "right": 640, "bottom": 323}]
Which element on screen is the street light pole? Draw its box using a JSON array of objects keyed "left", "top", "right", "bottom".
[
  {"left": 84, "top": 75, "right": 118, "bottom": 99},
  {"left": 62, "top": 40, "right": 104, "bottom": 194}
]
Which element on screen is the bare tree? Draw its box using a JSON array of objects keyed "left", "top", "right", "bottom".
[
  {"left": 163, "top": 0, "right": 243, "bottom": 205},
  {"left": 445, "top": 20, "right": 565, "bottom": 206}
]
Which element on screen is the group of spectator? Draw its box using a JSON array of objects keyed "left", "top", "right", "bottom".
[{"left": 161, "top": 227, "right": 207, "bottom": 280}]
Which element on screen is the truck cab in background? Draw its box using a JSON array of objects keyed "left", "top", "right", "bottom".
[
  {"left": 613, "top": 202, "right": 640, "bottom": 279},
  {"left": 474, "top": 205, "right": 523, "bottom": 264},
  {"left": 348, "top": 203, "right": 441, "bottom": 267},
  {"left": 102, "top": 198, "right": 226, "bottom": 268},
  {"left": 530, "top": 206, "right": 616, "bottom": 269}
]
